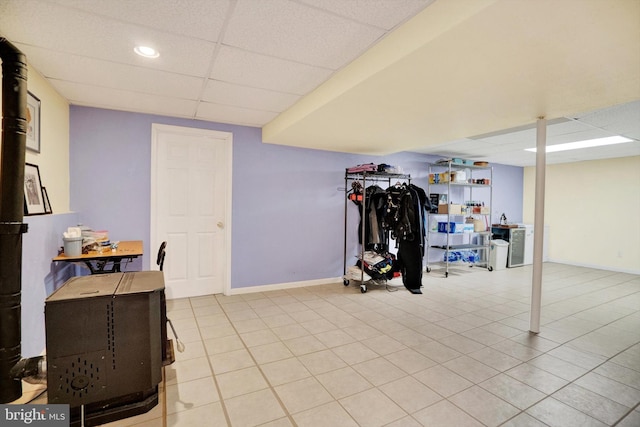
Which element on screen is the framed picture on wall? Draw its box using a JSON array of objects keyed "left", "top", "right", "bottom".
[
  {"left": 42, "top": 187, "right": 52, "bottom": 214},
  {"left": 24, "top": 163, "right": 46, "bottom": 215},
  {"left": 26, "top": 91, "right": 41, "bottom": 153}
]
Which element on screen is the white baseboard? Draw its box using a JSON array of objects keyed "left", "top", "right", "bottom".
[
  {"left": 546, "top": 258, "right": 640, "bottom": 275},
  {"left": 228, "top": 277, "right": 342, "bottom": 295}
]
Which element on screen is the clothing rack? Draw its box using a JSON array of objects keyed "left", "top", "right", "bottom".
[{"left": 343, "top": 170, "right": 411, "bottom": 293}]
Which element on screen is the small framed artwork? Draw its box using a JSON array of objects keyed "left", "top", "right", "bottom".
[
  {"left": 24, "top": 163, "right": 46, "bottom": 215},
  {"left": 26, "top": 91, "right": 41, "bottom": 153},
  {"left": 42, "top": 187, "right": 52, "bottom": 214}
]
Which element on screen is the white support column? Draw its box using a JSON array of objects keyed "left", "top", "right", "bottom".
[{"left": 530, "top": 117, "right": 546, "bottom": 333}]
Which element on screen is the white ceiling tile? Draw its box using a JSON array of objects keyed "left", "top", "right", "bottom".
[
  {"left": 547, "top": 129, "right": 612, "bottom": 146},
  {"left": 202, "top": 80, "right": 300, "bottom": 113},
  {"left": 210, "top": 46, "right": 333, "bottom": 95},
  {"left": 223, "top": 0, "right": 385, "bottom": 69},
  {"left": 46, "top": 0, "right": 230, "bottom": 41},
  {"left": 19, "top": 44, "right": 205, "bottom": 100},
  {"left": 196, "top": 102, "right": 278, "bottom": 127},
  {"left": 473, "top": 130, "right": 534, "bottom": 146},
  {"left": 545, "top": 120, "right": 591, "bottom": 136},
  {"left": 418, "top": 105, "right": 640, "bottom": 166},
  {"left": 478, "top": 153, "right": 531, "bottom": 167},
  {"left": 451, "top": 139, "right": 490, "bottom": 151},
  {"left": 0, "top": 0, "right": 56, "bottom": 42},
  {"left": 1, "top": 0, "right": 636, "bottom": 166},
  {"left": 575, "top": 100, "right": 640, "bottom": 139},
  {"left": 588, "top": 142, "right": 640, "bottom": 157},
  {"left": 545, "top": 121, "right": 609, "bottom": 139},
  {"left": 298, "top": 0, "right": 434, "bottom": 30},
  {"left": 50, "top": 80, "right": 198, "bottom": 118},
  {"left": 0, "top": 0, "right": 215, "bottom": 77}
]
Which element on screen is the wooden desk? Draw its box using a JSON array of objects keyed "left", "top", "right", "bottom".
[{"left": 53, "top": 240, "right": 144, "bottom": 274}]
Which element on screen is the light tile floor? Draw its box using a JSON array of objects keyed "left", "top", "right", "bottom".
[{"left": 103, "top": 263, "right": 639, "bottom": 426}]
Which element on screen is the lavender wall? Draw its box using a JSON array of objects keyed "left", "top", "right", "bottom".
[
  {"left": 69, "top": 106, "right": 523, "bottom": 290},
  {"left": 231, "top": 140, "right": 361, "bottom": 287},
  {"left": 70, "top": 106, "right": 360, "bottom": 288},
  {"left": 21, "top": 213, "right": 79, "bottom": 356},
  {"left": 70, "top": 107, "right": 259, "bottom": 277},
  {"left": 491, "top": 163, "right": 524, "bottom": 223}
]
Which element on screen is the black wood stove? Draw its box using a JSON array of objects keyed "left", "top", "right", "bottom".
[{"left": 45, "top": 271, "right": 171, "bottom": 426}]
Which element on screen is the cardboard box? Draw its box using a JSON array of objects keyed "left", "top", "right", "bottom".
[
  {"left": 438, "top": 204, "right": 463, "bottom": 215},
  {"left": 451, "top": 171, "right": 467, "bottom": 183},
  {"left": 472, "top": 206, "right": 491, "bottom": 215},
  {"left": 429, "top": 194, "right": 446, "bottom": 212}
]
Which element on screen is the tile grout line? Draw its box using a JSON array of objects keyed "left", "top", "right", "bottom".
[
  {"left": 168, "top": 269, "right": 638, "bottom": 427},
  {"left": 495, "top": 336, "right": 640, "bottom": 426},
  {"left": 447, "top": 281, "right": 640, "bottom": 425},
  {"left": 224, "top": 291, "right": 410, "bottom": 426},
  {"left": 301, "top": 283, "right": 636, "bottom": 425},
  {"left": 382, "top": 281, "right": 639, "bottom": 426},
  {"left": 190, "top": 298, "right": 234, "bottom": 427},
  {"left": 214, "top": 295, "right": 299, "bottom": 427},
  {"left": 611, "top": 401, "right": 639, "bottom": 427}
]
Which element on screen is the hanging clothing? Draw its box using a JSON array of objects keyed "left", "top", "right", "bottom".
[
  {"left": 346, "top": 178, "right": 429, "bottom": 293},
  {"left": 384, "top": 183, "right": 429, "bottom": 292},
  {"left": 351, "top": 185, "right": 387, "bottom": 250},
  {"left": 397, "top": 239, "right": 423, "bottom": 293}
]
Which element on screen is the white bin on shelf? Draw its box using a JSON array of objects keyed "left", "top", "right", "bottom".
[{"left": 489, "top": 239, "right": 509, "bottom": 271}]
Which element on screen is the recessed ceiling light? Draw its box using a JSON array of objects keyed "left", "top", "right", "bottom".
[
  {"left": 134, "top": 45, "right": 159, "bottom": 58},
  {"left": 525, "top": 136, "right": 633, "bottom": 153}
]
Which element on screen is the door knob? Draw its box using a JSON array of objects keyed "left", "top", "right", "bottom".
[{"left": 217, "top": 222, "right": 224, "bottom": 229}]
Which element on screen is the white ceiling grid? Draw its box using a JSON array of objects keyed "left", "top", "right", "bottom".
[
  {"left": 418, "top": 101, "right": 640, "bottom": 167},
  {"left": 0, "top": 0, "right": 638, "bottom": 166},
  {"left": 0, "top": 0, "right": 431, "bottom": 127}
]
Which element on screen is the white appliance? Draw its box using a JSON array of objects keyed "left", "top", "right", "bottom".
[
  {"left": 519, "top": 224, "right": 534, "bottom": 265},
  {"left": 503, "top": 224, "right": 534, "bottom": 267}
]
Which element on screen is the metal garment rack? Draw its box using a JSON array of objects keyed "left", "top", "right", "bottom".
[
  {"left": 342, "top": 170, "right": 411, "bottom": 293},
  {"left": 425, "top": 161, "right": 493, "bottom": 277}
]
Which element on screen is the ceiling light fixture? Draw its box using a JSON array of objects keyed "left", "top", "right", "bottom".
[
  {"left": 525, "top": 135, "right": 633, "bottom": 153},
  {"left": 134, "top": 45, "right": 159, "bottom": 58}
]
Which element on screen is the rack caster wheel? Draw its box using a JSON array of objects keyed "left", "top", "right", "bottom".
[
  {"left": 343, "top": 279, "right": 350, "bottom": 286},
  {"left": 444, "top": 272, "right": 449, "bottom": 278},
  {"left": 426, "top": 267, "right": 431, "bottom": 273},
  {"left": 360, "top": 286, "right": 367, "bottom": 293},
  {"left": 488, "top": 266, "right": 493, "bottom": 272}
]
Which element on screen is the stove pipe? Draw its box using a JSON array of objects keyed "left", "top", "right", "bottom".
[{"left": 0, "top": 37, "right": 29, "bottom": 403}]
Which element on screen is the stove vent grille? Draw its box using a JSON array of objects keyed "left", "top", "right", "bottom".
[{"left": 50, "top": 351, "right": 106, "bottom": 405}]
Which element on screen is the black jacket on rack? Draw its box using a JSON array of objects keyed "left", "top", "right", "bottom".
[
  {"left": 348, "top": 179, "right": 430, "bottom": 293},
  {"left": 352, "top": 185, "right": 388, "bottom": 251},
  {"left": 384, "top": 183, "right": 429, "bottom": 293}
]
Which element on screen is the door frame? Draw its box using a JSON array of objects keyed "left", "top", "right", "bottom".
[{"left": 150, "top": 123, "right": 233, "bottom": 296}]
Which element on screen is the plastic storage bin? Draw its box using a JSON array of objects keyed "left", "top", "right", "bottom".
[
  {"left": 63, "top": 236, "right": 83, "bottom": 256},
  {"left": 489, "top": 239, "right": 509, "bottom": 271},
  {"left": 437, "top": 222, "right": 465, "bottom": 233}
]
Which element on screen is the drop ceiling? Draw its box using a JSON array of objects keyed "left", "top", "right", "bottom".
[{"left": 0, "top": 0, "right": 639, "bottom": 167}]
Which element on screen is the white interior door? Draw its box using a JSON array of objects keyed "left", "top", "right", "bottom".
[{"left": 151, "top": 124, "right": 232, "bottom": 299}]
